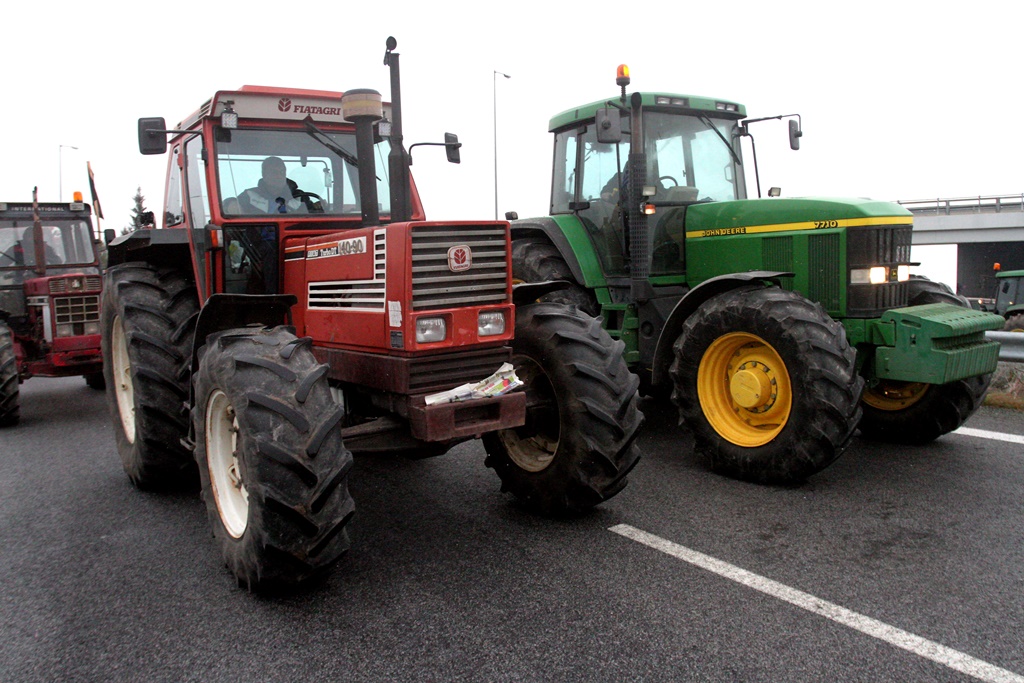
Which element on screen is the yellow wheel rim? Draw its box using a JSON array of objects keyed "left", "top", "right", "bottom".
[
  {"left": 697, "top": 332, "right": 792, "bottom": 447},
  {"left": 862, "top": 380, "right": 929, "bottom": 411}
]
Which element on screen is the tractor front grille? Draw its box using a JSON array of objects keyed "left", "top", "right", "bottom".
[
  {"left": 846, "top": 224, "right": 913, "bottom": 317},
  {"left": 410, "top": 225, "right": 509, "bottom": 310},
  {"left": 54, "top": 295, "right": 100, "bottom": 327}
]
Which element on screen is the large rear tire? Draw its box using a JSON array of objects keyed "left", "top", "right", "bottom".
[
  {"left": 192, "top": 326, "right": 354, "bottom": 590},
  {"left": 0, "top": 322, "right": 20, "bottom": 427},
  {"left": 511, "top": 237, "right": 600, "bottom": 317},
  {"left": 100, "top": 262, "right": 199, "bottom": 488},
  {"left": 482, "top": 303, "right": 642, "bottom": 515},
  {"left": 671, "top": 286, "right": 862, "bottom": 484},
  {"left": 1003, "top": 313, "right": 1024, "bottom": 332},
  {"left": 858, "top": 276, "right": 992, "bottom": 444}
]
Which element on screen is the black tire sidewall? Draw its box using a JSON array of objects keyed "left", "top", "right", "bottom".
[
  {"left": 483, "top": 303, "right": 642, "bottom": 514},
  {"left": 673, "top": 286, "right": 860, "bottom": 483},
  {"left": 0, "top": 321, "right": 19, "bottom": 426}
]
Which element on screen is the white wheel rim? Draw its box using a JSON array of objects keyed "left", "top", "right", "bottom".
[
  {"left": 206, "top": 390, "right": 248, "bottom": 538},
  {"left": 111, "top": 316, "right": 136, "bottom": 443}
]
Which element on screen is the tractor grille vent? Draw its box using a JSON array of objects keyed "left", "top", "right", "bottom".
[
  {"left": 308, "top": 231, "right": 386, "bottom": 310},
  {"left": 410, "top": 225, "right": 509, "bottom": 310},
  {"left": 408, "top": 346, "right": 511, "bottom": 393},
  {"left": 48, "top": 276, "right": 101, "bottom": 294},
  {"left": 847, "top": 224, "right": 913, "bottom": 266},
  {"left": 762, "top": 236, "right": 795, "bottom": 291},
  {"left": 809, "top": 233, "right": 842, "bottom": 312},
  {"left": 54, "top": 295, "right": 100, "bottom": 324}
]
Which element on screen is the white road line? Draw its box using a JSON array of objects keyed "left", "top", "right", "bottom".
[
  {"left": 609, "top": 523, "right": 1024, "bottom": 683},
  {"left": 955, "top": 427, "right": 1024, "bottom": 445}
]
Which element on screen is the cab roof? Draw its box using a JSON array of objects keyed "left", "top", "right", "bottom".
[
  {"left": 175, "top": 85, "right": 392, "bottom": 131},
  {"left": 549, "top": 92, "right": 747, "bottom": 132}
]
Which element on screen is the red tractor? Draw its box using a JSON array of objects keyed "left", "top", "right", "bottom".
[
  {"left": 103, "top": 37, "right": 642, "bottom": 589},
  {"left": 0, "top": 191, "right": 104, "bottom": 425}
]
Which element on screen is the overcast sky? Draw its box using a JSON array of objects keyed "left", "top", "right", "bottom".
[{"left": 2, "top": 0, "right": 1019, "bottom": 253}]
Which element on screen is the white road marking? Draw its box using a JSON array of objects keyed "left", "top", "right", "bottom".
[
  {"left": 955, "top": 427, "right": 1024, "bottom": 445},
  {"left": 609, "top": 523, "right": 1024, "bottom": 683}
]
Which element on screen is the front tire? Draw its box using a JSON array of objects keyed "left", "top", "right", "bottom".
[
  {"left": 482, "top": 303, "right": 643, "bottom": 515},
  {"left": 0, "top": 322, "right": 20, "bottom": 427},
  {"left": 671, "top": 286, "right": 862, "bottom": 484},
  {"left": 100, "top": 262, "right": 199, "bottom": 488},
  {"left": 858, "top": 276, "right": 992, "bottom": 444},
  {"left": 193, "top": 326, "right": 355, "bottom": 590}
]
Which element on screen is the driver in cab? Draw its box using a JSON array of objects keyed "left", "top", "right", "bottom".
[{"left": 236, "top": 156, "right": 308, "bottom": 214}]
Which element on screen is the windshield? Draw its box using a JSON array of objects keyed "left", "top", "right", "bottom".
[
  {"left": 644, "top": 111, "right": 741, "bottom": 203},
  {"left": 215, "top": 128, "right": 392, "bottom": 217},
  {"left": 0, "top": 220, "right": 97, "bottom": 269}
]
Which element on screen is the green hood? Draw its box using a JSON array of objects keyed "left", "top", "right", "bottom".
[{"left": 685, "top": 197, "right": 912, "bottom": 238}]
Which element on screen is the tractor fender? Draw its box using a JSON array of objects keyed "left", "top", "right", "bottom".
[
  {"left": 510, "top": 217, "right": 593, "bottom": 287},
  {"left": 650, "top": 271, "right": 793, "bottom": 389},
  {"left": 190, "top": 293, "right": 297, "bottom": 376},
  {"left": 512, "top": 280, "right": 569, "bottom": 307},
  {"left": 105, "top": 228, "right": 192, "bottom": 274},
  {"left": 1004, "top": 303, "right": 1024, "bottom": 317}
]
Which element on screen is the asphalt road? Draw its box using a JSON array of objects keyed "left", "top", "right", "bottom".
[{"left": 2, "top": 376, "right": 1024, "bottom": 682}]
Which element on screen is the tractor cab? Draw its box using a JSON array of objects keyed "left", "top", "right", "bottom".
[{"left": 552, "top": 83, "right": 749, "bottom": 279}]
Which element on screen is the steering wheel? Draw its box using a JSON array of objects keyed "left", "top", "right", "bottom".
[
  {"left": 658, "top": 175, "right": 679, "bottom": 187},
  {"left": 297, "top": 191, "right": 325, "bottom": 213}
]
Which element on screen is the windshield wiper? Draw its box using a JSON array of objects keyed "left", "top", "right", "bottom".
[
  {"left": 302, "top": 117, "right": 360, "bottom": 168},
  {"left": 697, "top": 114, "right": 742, "bottom": 166}
]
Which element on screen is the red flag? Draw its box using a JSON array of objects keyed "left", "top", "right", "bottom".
[{"left": 87, "top": 161, "right": 104, "bottom": 219}]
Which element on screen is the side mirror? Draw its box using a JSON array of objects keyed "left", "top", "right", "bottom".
[
  {"left": 138, "top": 117, "right": 168, "bottom": 155},
  {"left": 595, "top": 108, "right": 623, "bottom": 144},
  {"left": 104, "top": 228, "right": 116, "bottom": 244},
  {"left": 789, "top": 119, "right": 802, "bottom": 150},
  {"left": 444, "top": 133, "right": 461, "bottom": 164}
]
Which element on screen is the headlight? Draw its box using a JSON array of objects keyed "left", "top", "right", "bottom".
[
  {"left": 478, "top": 311, "right": 506, "bottom": 337},
  {"left": 897, "top": 265, "right": 910, "bottom": 282},
  {"left": 850, "top": 266, "right": 889, "bottom": 285},
  {"left": 415, "top": 317, "right": 447, "bottom": 343},
  {"left": 84, "top": 322, "right": 100, "bottom": 335},
  {"left": 56, "top": 323, "right": 74, "bottom": 338}
]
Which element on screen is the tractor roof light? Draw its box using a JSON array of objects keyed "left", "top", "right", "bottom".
[
  {"left": 616, "top": 64, "right": 630, "bottom": 88},
  {"left": 221, "top": 101, "right": 238, "bottom": 129}
]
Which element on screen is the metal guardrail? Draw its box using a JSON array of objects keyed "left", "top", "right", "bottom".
[
  {"left": 898, "top": 194, "right": 1024, "bottom": 216},
  {"left": 988, "top": 331, "right": 1024, "bottom": 363}
]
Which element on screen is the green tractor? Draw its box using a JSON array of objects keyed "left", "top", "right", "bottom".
[
  {"left": 987, "top": 268, "right": 1024, "bottom": 331},
  {"left": 508, "top": 65, "right": 1004, "bottom": 483}
]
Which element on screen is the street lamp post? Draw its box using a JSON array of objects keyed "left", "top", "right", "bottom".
[
  {"left": 493, "top": 71, "right": 510, "bottom": 220},
  {"left": 59, "top": 144, "right": 78, "bottom": 202}
]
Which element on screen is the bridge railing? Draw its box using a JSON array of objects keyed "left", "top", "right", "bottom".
[
  {"left": 898, "top": 194, "right": 1024, "bottom": 215},
  {"left": 988, "top": 331, "right": 1024, "bottom": 363}
]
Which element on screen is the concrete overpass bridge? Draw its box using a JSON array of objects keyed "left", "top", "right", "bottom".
[{"left": 897, "top": 194, "right": 1024, "bottom": 298}]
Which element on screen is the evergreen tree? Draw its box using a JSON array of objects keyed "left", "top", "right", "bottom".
[{"left": 124, "top": 186, "right": 150, "bottom": 234}]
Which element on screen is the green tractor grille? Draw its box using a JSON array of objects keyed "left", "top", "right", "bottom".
[{"left": 846, "top": 224, "right": 913, "bottom": 317}]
